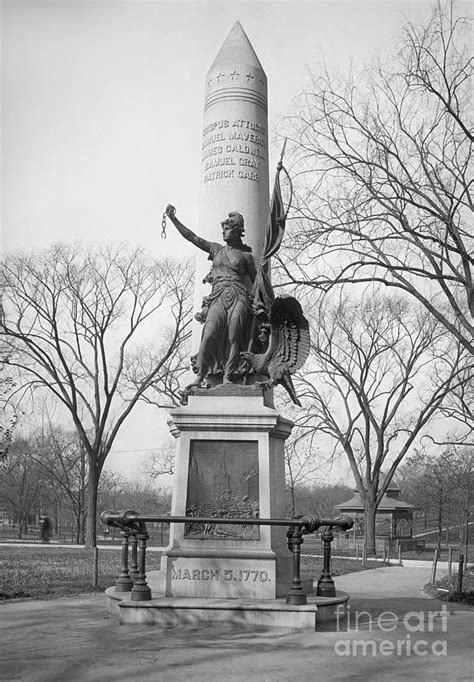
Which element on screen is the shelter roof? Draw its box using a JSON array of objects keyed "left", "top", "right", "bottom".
[{"left": 335, "top": 485, "right": 415, "bottom": 512}]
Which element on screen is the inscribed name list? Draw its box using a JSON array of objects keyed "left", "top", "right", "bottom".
[{"left": 202, "top": 119, "right": 267, "bottom": 184}]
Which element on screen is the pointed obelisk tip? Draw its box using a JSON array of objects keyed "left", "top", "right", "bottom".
[
  {"left": 229, "top": 20, "right": 246, "bottom": 36},
  {"left": 209, "top": 19, "right": 264, "bottom": 73}
]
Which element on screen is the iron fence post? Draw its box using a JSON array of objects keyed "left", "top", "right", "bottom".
[
  {"left": 317, "top": 526, "right": 336, "bottom": 597},
  {"left": 457, "top": 553, "right": 464, "bottom": 596},
  {"left": 115, "top": 528, "right": 133, "bottom": 592},
  {"left": 285, "top": 525, "right": 307, "bottom": 605},
  {"left": 129, "top": 532, "right": 139, "bottom": 582},
  {"left": 130, "top": 530, "right": 152, "bottom": 601}
]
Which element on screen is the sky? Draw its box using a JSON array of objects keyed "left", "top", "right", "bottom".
[{"left": 1, "top": 0, "right": 437, "bottom": 482}]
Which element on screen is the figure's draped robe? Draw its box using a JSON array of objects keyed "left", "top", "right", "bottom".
[{"left": 194, "top": 242, "right": 254, "bottom": 380}]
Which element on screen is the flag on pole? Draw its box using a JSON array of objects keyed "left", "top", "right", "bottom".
[
  {"left": 261, "top": 164, "right": 286, "bottom": 261},
  {"left": 251, "top": 139, "right": 291, "bottom": 315}
]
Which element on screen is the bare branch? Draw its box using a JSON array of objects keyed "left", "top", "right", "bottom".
[{"left": 1, "top": 243, "right": 193, "bottom": 544}]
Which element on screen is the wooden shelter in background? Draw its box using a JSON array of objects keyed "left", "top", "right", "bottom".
[{"left": 335, "top": 484, "right": 415, "bottom": 540}]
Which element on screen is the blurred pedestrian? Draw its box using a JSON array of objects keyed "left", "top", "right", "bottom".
[{"left": 40, "top": 516, "right": 52, "bottom": 543}]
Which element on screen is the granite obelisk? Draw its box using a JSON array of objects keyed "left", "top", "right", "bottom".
[
  {"left": 192, "top": 21, "right": 269, "bottom": 354},
  {"left": 200, "top": 20, "right": 269, "bottom": 253}
]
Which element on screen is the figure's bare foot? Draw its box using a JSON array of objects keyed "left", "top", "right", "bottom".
[
  {"left": 179, "top": 378, "right": 209, "bottom": 405},
  {"left": 185, "top": 376, "right": 206, "bottom": 388}
]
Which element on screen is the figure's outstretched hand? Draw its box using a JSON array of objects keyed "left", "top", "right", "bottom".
[{"left": 165, "top": 204, "right": 176, "bottom": 219}]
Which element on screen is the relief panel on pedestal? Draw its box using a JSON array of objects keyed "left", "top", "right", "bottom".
[{"left": 185, "top": 439, "right": 259, "bottom": 540}]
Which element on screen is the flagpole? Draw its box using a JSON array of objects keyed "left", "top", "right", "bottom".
[
  {"left": 243, "top": 140, "right": 289, "bottom": 380},
  {"left": 265, "top": 136, "right": 287, "bottom": 263},
  {"left": 277, "top": 137, "right": 287, "bottom": 171}
]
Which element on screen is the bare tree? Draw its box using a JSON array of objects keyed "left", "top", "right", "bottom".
[
  {"left": 294, "top": 292, "right": 469, "bottom": 555},
  {"left": 1, "top": 243, "right": 193, "bottom": 545},
  {"left": 297, "top": 482, "right": 354, "bottom": 520},
  {"left": 98, "top": 470, "right": 171, "bottom": 519},
  {"left": 404, "top": 451, "right": 458, "bottom": 551},
  {"left": 116, "top": 480, "right": 172, "bottom": 516},
  {"left": 141, "top": 441, "right": 176, "bottom": 481},
  {"left": 281, "top": 1, "right": 473, "bottom": 354},
  {"left": 448, "top": 445, "right": 473, "bottom": 560},
  {"left": 401, "top": 444, "right": 473, "bottom": 554},
  {"left": 0, "top": 436, "right": 45, "bottom": 538},
  {"left": 97, "top": 468, "right": 127, "bottom": 517},
  {"left": 32, "top": 424, "right": 89, "bottom": 544},
  {"left": 0, "top": 330, "right": 24, "bottom": 463},
  {"left": 427, "top": 361, "right": 473, "bottom": 444},
  {"left": 0, "top": 371, "right": 18, "bottom": 464},
  {"left": 284, "top": 431, "right": 321, "bottom": 515}
]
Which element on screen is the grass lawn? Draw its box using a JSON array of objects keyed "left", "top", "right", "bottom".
[
  {"left": 0, "top": 546, "right": 162, "bottom": 600},
  {"left": 0, "top": 546, "right": 387, "bottom": 601},
  {"left": 429, "top": 568, "right": 474, "bottom": 605},
  {"left": 301, "top": 554, "right": 387, "bottom": 578}
]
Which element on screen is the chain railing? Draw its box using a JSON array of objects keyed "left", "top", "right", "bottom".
[{"left": 100, "top": 510, "right": 353, "bottom": 605}]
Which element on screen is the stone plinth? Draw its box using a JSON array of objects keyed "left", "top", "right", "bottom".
[
  {"left": 105, "top": 587, "right": 350, "bottom": 631},
  {"left": 160, "top": 393, "right": 293, "bottom": 599}
]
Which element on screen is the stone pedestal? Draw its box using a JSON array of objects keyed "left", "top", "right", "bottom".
[{"left": 161, "top": 391, "right": 293, "bottom": 599}]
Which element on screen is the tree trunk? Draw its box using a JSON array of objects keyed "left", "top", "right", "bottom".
[
  {"left": 290, "top": 483, "right": 296, "bottom": 516},
  {"left": 75, "top": 513, "right": 81, "bottom": 545},
  {"left": 437, "top": 501, "right": 443, "bottom": 553},
  {"left": 465, "top": 510, "right": 470, "bottom": 564},
  {"left": 80, "top": 510, "right": 86, "bottom": 544},
  {"left": 85, "top": 463, "right": 100, "bottom": 548},
  {"left": 364, "top": 495, "right": 377, "bottom": 557}
]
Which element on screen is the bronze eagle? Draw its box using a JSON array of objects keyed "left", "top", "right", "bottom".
[{"left": 241, "top": 296, "right": 310, "bottom": 406}]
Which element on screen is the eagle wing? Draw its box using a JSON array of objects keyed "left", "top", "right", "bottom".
[{"left": 267, "top": 296, "right": 310, "bottom": 380}]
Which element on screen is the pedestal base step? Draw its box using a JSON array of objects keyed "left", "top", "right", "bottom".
[{"left": 105, "top": 587, "right": 349, "bottom": 631}]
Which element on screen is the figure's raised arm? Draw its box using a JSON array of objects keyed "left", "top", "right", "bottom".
[{"left": 165, "top": 205, "right": 211, "bottom": 253}]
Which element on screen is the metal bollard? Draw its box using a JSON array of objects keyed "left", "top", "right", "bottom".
[
  {"left": 317, "top": 526, "right": 336, "bottom": 597},
  {"left": 430, "top": 548, "right": 439, "bottom": 584},
  {"left": 456, "top": 554, "right": 464, "bottom": 596},
  {"left": 115, "top": 528, "right": 133, "bottom": 592},
  {"left": 285, "top": 525, "right": 307, "bottom": 605},
  {"left": 130, "top": 530, "right": 152, "bottom": 601},
  {"left": 129, "top": 533, "right": 139, "bottom": 582},
  {"left": 93, "top": 547, "right": 99, "bottom": 588}
]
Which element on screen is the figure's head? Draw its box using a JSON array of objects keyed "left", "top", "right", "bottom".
[{"left": 221, "top": 212, "right": 245, "bottom": 243}]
